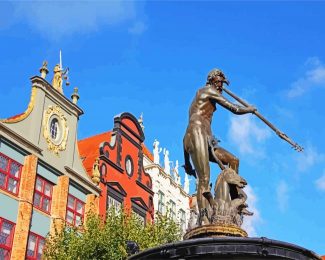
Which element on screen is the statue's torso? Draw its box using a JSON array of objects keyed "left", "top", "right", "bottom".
[{"left": 188, "top": 86, "right": 217, "bottom": 134}]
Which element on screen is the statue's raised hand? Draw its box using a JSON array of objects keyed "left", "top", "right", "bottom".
[{"left": 246, "top": 106, "right": 257, "bottom": 114}]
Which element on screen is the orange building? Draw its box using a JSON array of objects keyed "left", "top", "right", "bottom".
[{"left": 78, "top": 112, "right": 154, "bottom": 223}]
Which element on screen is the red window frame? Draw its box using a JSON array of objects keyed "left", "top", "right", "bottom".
[
  {"left": 26, "top": 232, "right": 45, "bottom": 260},
  {"left": 0, "top": 152, "right": 22, "bottom": 196},
  {"left": 0, "top": 217, "right": 15, "bottom": 260},
  {"left": 33, "top": 176, "right": 53, "bottom": 214},
  {"left": 66, "top": 194, "right": 85, "bottom": 227}
]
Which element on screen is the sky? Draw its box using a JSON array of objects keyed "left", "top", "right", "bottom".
[{"left": 0, "top": 0, "right": 325, "bottom": 255}]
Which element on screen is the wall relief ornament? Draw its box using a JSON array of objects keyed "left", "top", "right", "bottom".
[{"left": 42, "top": 105, "right": 69, "bottom": 155}]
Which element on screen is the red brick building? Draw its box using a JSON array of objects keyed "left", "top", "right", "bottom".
[{"left": 78, "top": 112, "right": 154, "bottom": 223}]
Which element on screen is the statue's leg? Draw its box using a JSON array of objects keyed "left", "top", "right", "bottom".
[
  {"left": 212, "top": 147, "right": 239, "bottom": 174},
  {"left": 189, "top": 129, "right": 210, "bottom": 225}
]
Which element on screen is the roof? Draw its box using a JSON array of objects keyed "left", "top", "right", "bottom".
[
  {"left": 78, "top": 131, "right": 153, "bottom": 175},
  {"left": 142, "top": 144, "right": 154, "bottom": 161},
  {"left": 78, "top": 131, "right": 112, "bottom": 174}
]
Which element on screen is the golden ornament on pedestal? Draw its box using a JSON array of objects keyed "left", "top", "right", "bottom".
[{"left": 184, "top": 224, "right": 247, "bottom": 240}]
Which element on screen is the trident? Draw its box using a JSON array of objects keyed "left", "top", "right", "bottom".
[{"left": 222, "top": 86, "right": 303, "bottom": 152}]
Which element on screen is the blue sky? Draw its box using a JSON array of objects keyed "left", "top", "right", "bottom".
[{"left": 1, "top": 1, "right": 325, "bottom": 255}]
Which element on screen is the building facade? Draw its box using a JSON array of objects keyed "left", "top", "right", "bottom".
[
  {"left": 142, "top": 140, "right": 191, "bottom": 235},
  {"left": 78, "top": 112, "right": 154, "bottom": 224},
  {"left": 0, "top": 63, "right": 100, "bottom": 259}
]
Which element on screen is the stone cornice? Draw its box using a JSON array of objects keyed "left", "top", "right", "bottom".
[
  {"left": 99, "top": 154, "right": 124, "bottom": 173},
  {"left": 0, "top": 122, "right": 43, "bottom": 154}
]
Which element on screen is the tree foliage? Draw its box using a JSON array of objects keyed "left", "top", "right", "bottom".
[{"left": 44, "top": 209, "right": 181, "bottom": 260}]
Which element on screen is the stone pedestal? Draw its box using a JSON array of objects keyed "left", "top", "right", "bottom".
[{"left": 128, "top": 237, "right": 320, "bottom": 260}]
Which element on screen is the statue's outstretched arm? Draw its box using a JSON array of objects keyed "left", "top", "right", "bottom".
[{"left": 207, "top": 88, "right": 255, "bottom": 115}]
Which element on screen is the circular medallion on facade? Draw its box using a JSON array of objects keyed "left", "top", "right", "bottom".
[
  {"left": 125, "top": 155, "right": 134, "bottom": 177},
  {"left": 43, "top": 105, "right": 69, "bottom": 155}
]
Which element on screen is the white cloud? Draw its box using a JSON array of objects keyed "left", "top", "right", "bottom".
[
  {"left": 276, "top": 180, "right": 289, "bottom": 212},
  {"left": 7, "top": 1, "right": 144, "bottom": 39},
  {"left": 242, "top": 185, "right": 262, "bottom": 237},
  {"left": 228, "top": 115, "right": 271, "bottom": 155},
  {"left": 288, "top": 57, "right": 325, "bottom": 98},
  {"left": 315, "top": 172, "right": 325, "bottom": 191},
  {"left": 295, "top": 144, "right": 325, "bottom": 172}
]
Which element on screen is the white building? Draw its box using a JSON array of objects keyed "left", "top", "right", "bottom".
[{"left": 143, "top": 140, "right": 191, "bottom": 235}]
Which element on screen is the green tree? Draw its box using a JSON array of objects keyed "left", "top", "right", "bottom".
[{"left": 44, "top": 209, "right": 181, "bottom": 260}]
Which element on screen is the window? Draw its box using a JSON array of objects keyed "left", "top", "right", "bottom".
[
  {"left": 50, "top": 118, "right": 59, "bottom": 140},
  {"left": 66, "top": 195, "right": 85, "bottom": 227},
  {"left": 131, "top": 198, "right": 147, "bottom": 226},
  {"left": 26, "top": 232, "right": 45, "bottom": 260},
  {"left": 168, "top": 200, "right": 176, "bottom": 220},
  {"left": 0, "top": 217, "right": 15, "bottom": 260},
  {"left": 125, "top": 156, "right": 134, "bottom": 177},
  {"left": 106, "top": 183, "right": 126, "bottom": 214},
  {"left": 107, "top": 195, "right": 122, "bottom": 212},
  {"left": 132, "top": 211, "right": 145, "bottom": 226},
  {"left": 157, "top": 191, "right": 165, "bottom": 214},
  {"left": 33, "top": 176, "right": 53, "bottom": 214},
  {"left": 0, "top": 152, "right": 22, "bottom": 195},
  {"left": 179, "top": 209, "right": 186, "bottom": 231}
]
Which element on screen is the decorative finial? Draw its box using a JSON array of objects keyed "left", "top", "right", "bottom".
[
  {"left": 92, "top": 158, "right": 101, "bottom": 185},
  {"left": 40, "top": 60, "right": 49, "bottom": 79},
  {"left": 71, "top": 87, "right": 79, "bottom": 104},
  {"left": 138, "top": 113, "right": 144, "bottom": 131}
]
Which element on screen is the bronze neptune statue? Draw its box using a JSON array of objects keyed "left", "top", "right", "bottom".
[
  {"left": 183, "top": 69, "right": 256, "bottom": 226},
  {"left": 183, "top": 69, "right": 303, "bottom": 234}
]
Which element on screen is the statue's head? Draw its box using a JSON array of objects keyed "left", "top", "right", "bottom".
[
  {"left": 207, "top": 69, "right": 229, "bottom": 88},
  {"left": 54, "top": 64, "right": 61, "bottom": 73}
]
